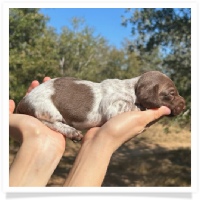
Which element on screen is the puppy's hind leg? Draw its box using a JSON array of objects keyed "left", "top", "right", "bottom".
[
  {"left": 34, "top": 103, "right": 83, "bottom": 142},
  {"left": 40, "top": 120, "right": 83, "bottom": 142}
]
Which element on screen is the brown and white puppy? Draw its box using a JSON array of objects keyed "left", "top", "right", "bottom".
[{"left": 16, "top": 71, "right": 185, "bottom": 141}]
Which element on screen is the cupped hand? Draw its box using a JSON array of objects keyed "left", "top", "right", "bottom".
[{"left": 84, "top": 106, "right": 171, "bottom": 152}]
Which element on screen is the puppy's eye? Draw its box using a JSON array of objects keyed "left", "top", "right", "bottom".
[
  {"left": 160, "top": 92, "right": 169, "bottom": 97},
  {"left": 160, "top": 91, "right": 174, "bottom": 101}
]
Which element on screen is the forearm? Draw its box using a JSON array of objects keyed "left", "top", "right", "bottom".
[
  {"left": 9, "top": 137, "right": 63, "bottom": 187},
  {"left": 9, "top": 114, "right": 65, "bottom": 186},
  {"left": 64, "top": 135, "right": 113, "bottom": 187}
]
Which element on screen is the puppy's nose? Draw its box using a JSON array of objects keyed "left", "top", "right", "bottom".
[
  {"left": 177, "top": 98, "right": 186, "bottom": 113},
  {"left": 172, "top": 96, "right": 186, "bottom": 116}
]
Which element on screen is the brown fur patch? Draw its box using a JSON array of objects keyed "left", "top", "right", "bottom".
[
  {"left": 16, "top": 98, "right": 36, "bottom": 117},
  {"left": 51, "top": 77, "right": 94, "bottom": 126}
]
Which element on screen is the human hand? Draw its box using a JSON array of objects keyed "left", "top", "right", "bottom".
[
  {"left": 9, "top": 77, "right": 66, "bottom": 186},
  {"left": 84, "top": 106, "right": 171, "bottom": 152}
]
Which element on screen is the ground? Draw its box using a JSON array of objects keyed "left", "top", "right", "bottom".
[{"left": 9, "top": 124, "right": 191, "bottom": 187}]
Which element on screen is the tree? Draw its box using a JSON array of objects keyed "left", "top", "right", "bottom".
[
  {"left": 122, "top": 8, "right": 191, "bottom": 123},
  {"left": 58, "top": 18, "right": 112, "bottom": 81},
  {"left": 9, "top": 8, "right": 47, "bottom": 50},
  {"left": 9, "top": 8, "right": 60, "bottom": 103}
]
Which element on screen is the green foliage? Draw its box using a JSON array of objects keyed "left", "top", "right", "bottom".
[
  {"left": 9, "top": 8, "right": 47, "bottom": 50},
  {"left": 57, "top": 18, "right": 142, "bottom": 82},
  {"left": 9, "top": 9, "right": 60, "bottom": 103},
  {"left": 57, "top": 18, "right": 110, "bottom": 81}
]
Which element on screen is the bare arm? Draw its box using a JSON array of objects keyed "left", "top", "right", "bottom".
[{"left": 9, "top": 114, "right": 66, "bottom": 186}]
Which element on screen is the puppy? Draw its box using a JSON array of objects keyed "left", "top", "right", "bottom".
[{"left": 16, "top": 71, "right": 185, "bottom": 141}]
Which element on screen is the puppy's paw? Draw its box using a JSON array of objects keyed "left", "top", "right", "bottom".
[
  {"left": 62, "top": 128, "right": 83, "bottom": 142},
  {"left": 41, "top": 120, "right": 83, "bottom": 142},
  {"left": 71, "top": 130, "right": 83, "bottom": 143}
]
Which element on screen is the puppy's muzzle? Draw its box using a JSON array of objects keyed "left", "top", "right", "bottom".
[{"left": 170, "top": 96, "right": 186, "bottom": 116}]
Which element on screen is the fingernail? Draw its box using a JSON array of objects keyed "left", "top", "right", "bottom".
[
  {"left": 43, "top": 77, "right": 51, "bottom": 82},
  {"left": 32, "top": 80, "right": 39, "bottom": 85}
]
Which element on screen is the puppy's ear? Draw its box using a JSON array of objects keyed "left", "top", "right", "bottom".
[{"left": 135, "top": 82, "right": 161, "bottom": 109}]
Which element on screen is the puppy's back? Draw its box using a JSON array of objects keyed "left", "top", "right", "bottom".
[{"left": 16, "top": 77, "right": 95, "bottom": 127}]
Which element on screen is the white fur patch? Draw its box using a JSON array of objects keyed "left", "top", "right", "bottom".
[{"left": 24, "top": 79, "right": 63, "bottom": 122}]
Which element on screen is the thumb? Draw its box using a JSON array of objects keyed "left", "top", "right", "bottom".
[
  {"left": 9, "top": 100, "right": 15, "bottom": 114},
  {"left": 143, "top": 106, "right": 171, "bottom": 125}
]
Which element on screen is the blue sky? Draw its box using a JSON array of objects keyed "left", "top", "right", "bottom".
[{"left": 40, "top": 8, "right": 133, "bottom": 49}]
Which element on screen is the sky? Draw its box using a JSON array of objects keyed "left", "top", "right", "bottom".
[{"left": 40, "top": 8, "right": 133, "bottom": 49}]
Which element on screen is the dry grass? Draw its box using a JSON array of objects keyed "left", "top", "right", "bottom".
[
  {"left": 103, "top": 124, "right": 191, "bottom": 186},
  {"left": 134, "top": 124, "right": 191, "bottom": 150},
  {"left": 9, "top": 124, "right": 191, "bottom": 187}
]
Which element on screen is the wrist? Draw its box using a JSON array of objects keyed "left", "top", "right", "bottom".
[
  {"left": 9, "top": 128, "right": 65, "bottom": 186},
  {"left": 65, "top": 131, "right": 114, "bottom": 186},
  {"left": 82, "top": 129, "right": 115, "bottom": 155}
]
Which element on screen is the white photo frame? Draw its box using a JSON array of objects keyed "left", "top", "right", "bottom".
[{"left": 1, "top": 0, "right": 198, "bottom": 197}]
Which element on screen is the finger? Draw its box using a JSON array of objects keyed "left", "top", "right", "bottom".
[
  {"left": 43, "top": 77, "right": 51, "bottom": 82},
  {"left": 9, "top": 100, "right": 15, "bottom": 114},
  {"left": 26, "top": 80, "right": 39, "bottom": 95},
  {"left": 143, "top": 106, "right": 171, "bottom": 125}
]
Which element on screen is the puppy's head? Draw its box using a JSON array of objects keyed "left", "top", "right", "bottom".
[{"left": 135, "top": 71, "right": 185, "bottom": 115}]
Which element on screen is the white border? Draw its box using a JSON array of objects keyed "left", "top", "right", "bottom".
[
  {"left": 1, "top": 0, "right": 198, "bottom": 196},
  {"left": 3, "top": 1, "right": 196, "bottom": 9}
]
